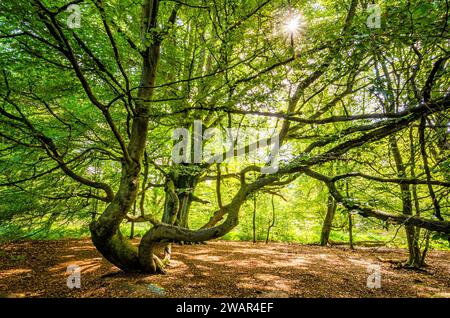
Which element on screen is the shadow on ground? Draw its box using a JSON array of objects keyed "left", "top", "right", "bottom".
[{"left": 0, "top": 239, "right": 449, "bottom": 298}]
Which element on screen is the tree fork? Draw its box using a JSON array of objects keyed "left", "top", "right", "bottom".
[{"left": 89, "top": 0, "right": 163, "bottom": 273}]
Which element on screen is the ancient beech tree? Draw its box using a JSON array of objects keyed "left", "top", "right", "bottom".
[{"left": 0, "top": 0, "right": 449, "bottom": 272}]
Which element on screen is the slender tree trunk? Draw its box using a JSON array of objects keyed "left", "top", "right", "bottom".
[
  {"left": 346, "top": 182, "right": 354, "bottom": 249},
  {"left": 390, "top": 135, "right": 422, "bottom": 267},
  {"left": 378, "top": 56, "right": 424, "bottom": 268},
  {"left": 92, "top": 189, "right": 98, "bottom": 222},
  {"left": 419, "top": 230, "right": 431, "bottom": 267},
  {"left": 348, "top": 214, "right": 354, "bottom": 249},
  {"left": 419, "top": 116, "right": 442, "bottom": 220},
  {"left": 130, "top": 201, "right": 136, "bottom": 239},
  {"left": 266, "top": 196, "right": 275, "bottom": 244},
  {"left": 320, "top": 193, "right": 336, "bottom": 246},
  {"left": 410, "top": 127, "right": 429, "bottom": 267},
  {"left": 130, "top": 222, "right": 135, "bottom": 240},
  {"left": 252, "top": 195, "right": 257, "bottom": 243}
]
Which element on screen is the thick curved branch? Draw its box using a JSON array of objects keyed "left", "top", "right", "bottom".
[
  {"left": 330, "top": 172, "right": 450, "bottom": 188},
  {"left": 139, "top": 185, "right": 247, "bottom": 272},
  {"left": 125, "top": 214, "right": 160, "bottom": 225},
  {"left": 304, "top": 169, "right": 450, "bottom": 234}
]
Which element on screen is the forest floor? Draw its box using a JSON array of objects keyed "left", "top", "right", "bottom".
[{"left": 0, "top": 239, "right": 449, "bottom": 298}]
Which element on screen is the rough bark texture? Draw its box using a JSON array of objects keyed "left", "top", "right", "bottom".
[{"left": 89, "top": 0, "right": 163, "bottom": 273}]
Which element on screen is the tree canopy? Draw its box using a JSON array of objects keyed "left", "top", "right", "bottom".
[{"left": 0, "top": 0, "right": 449, "bottom": 272}]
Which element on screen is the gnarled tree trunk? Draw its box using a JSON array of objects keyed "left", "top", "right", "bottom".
[{"left": 90, "top": 0, "right": 163, "bottom": 273}]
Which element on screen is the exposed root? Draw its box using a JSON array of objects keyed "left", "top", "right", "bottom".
[
  {"left": 394, "top": 262, "right": 429, "bottom": 272},
  {"left": 377, "top": 256, "right": 428, "bottom": 272},
  {"left": 177, "top": 241, "right": 205, "bottom": 246},
  {"left": 153, "top": 255, "right": 167, "bottom": 274},
  {"left": 377, "top": 256, "right": 405, "bottom": 264}
]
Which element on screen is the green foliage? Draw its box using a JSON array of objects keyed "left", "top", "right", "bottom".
[{"left": 0, "top": 0, "right": 449, "bottom": 256}]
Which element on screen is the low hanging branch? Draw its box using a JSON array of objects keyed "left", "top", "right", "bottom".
[{"left": 303, "top": 169, "right": 450, "bottom": 234}]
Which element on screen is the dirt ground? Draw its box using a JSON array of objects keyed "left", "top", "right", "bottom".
[{"left": 0, "top": 239, "right": 449, "bottom": 298}]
